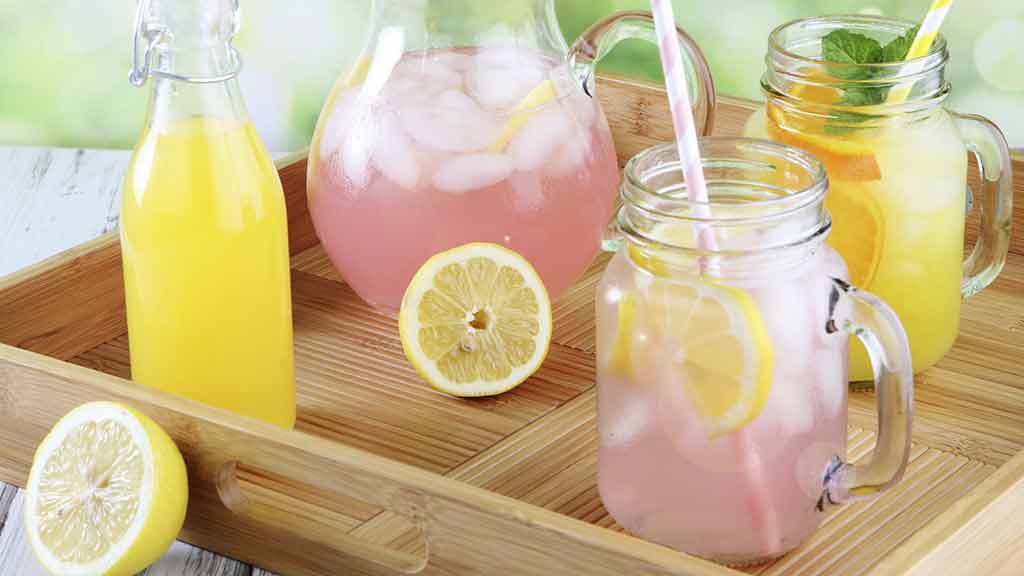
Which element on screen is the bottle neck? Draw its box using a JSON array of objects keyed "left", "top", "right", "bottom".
[{"left": 144, "top": 70, "right": 248, "bottom": 134}]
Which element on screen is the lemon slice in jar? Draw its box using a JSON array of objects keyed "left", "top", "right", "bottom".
[
  {"left": 606, "top": 291, "right": 638, "bottom": 377},
  {"left": 487, "top": 80, "right": 559, "bottom": 153},
  {"left": 23, "top": 402, "right": 188, "bottom": 576},
  {"left": 400, "top": 243, "right": 553, "bottom": 397},
  {"left": 647, "top": 279, "right": 774, "bottom": 437}
]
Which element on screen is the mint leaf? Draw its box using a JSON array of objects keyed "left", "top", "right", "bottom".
[
  {"left": 817, "top": 27, "right": 920, "bottom": 133},
  {"left": 880, "top": 25, "right": 921, "bottom": 62},
  {"left": 822, "top": 29, "right": 883, "bottom": 67}
]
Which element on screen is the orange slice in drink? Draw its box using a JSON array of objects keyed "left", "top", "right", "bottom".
[
  {"left": 825, "top": 184, "right": 885, "bottom": 289},
  {"left": 766, "top": 72, "right": 882, "bottom": 182}
]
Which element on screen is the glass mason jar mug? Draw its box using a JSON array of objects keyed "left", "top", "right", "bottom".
[
  {"left": 745, "top": 15, "right": 1013, "bottom": 381},
  {"left": 596, "top": 139, "right": 914, "bottom": 565},
  {"left": 307, "top": 2, "right": 715, "bottom": 315}
]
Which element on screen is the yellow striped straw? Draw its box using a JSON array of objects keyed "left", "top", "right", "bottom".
[{"left": 887, "top": 0, "right": 954, "bottom": 104}]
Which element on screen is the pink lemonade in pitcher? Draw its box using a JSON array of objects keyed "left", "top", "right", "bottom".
[{"left": 307, "top": 47, "right": 620, "bottom": 314}]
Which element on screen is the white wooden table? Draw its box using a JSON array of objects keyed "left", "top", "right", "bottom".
[{"left": 0, "top": 147, "right": 274, "bottom": 576}]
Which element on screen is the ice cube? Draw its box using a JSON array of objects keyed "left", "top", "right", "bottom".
[
  {"left": 509, "top": 171, "right": 545, "bottom": 213},
  {"left": 756, "top": 279, "right": 814, "bottom": 364},
  {"left": 395, "top": 56, "right": 463, "bottom": 92},
  {"left": 402, "top": 103, "right": 500, "bottom": 152},
  {"left": 437, "top": 88, "right": 478, "bottom": 111},
  {"left": 762, "top": 364, "right": 816, "bottom": 438},
  {"left": 547, "top": 125, "right": 592, "bottom": 179},
  {"left": 813, "top": 346, "right": 846, "bottom": 419},
  {"left": 468, "top": 56, "right": 546, "bottom": 110},
  {"left": 372, "top": 111, "right": 421, "bottom": 191},
  {"left": 602, "top": 394, "right": 654, "bottom": 448},
  {"left": 433, "top": 153, "right": 513, "bottom": 194},
  {"left": 342, "top": 107, "right": 377, "bottom": 189},
  {"left": 318, "top": 90, "right": 358, "bottom": 160},
  {"left": 507, "top": 106, "right": 573, "bottom": 172}
]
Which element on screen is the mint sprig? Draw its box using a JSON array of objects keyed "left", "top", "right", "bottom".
[{"left": 819, "top": 25, "right": 920, "bottom": 133}]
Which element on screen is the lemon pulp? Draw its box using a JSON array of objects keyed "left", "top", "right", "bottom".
[
  {"left": 24, "top": 402, "right": 188, "bottom": 576},
  {"left": 400, "top": 243, "right": 552, "bottom": 397}
]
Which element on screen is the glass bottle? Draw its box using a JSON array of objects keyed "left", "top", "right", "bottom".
[
  {"left": 121, "top": 0, "right": 295, "bottom": 427},
  {"left": 596, "top": 138, "right": 914, "bottom": 564}
]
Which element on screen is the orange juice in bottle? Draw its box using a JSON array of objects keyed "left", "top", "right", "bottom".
[{"left": 121, "top": 0, "right": 294, "bottom": 426}]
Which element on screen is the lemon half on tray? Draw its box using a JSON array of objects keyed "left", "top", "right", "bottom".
[
  {"left": 400, "top": 243, "right": 553, "bottom": 397},
  {"left": 23, "top": 402, "right": 188, "bottom": 576}
]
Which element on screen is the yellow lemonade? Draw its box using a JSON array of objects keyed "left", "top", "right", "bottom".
[
  {"left": 121, "top": 118, "right": 295, "bottom": 426},
  {"left": 746, "top": 103, "right": 966, "bottom": 380}
]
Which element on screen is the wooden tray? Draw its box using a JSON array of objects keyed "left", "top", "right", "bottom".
[{"left": 1, "top": 76, "right": 1022, "bottom": 576}]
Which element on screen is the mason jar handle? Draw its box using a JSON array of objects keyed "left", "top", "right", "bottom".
[
  {"left": 953, "top": 113, "right": 1014, "bottom": 298},
  {"left": 568, "top": 10, "right": 716, "bottom": 137},
  {"left": 820, "top": 279, "right": 914, "bottom": 509}
]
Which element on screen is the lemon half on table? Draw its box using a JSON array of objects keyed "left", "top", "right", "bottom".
[
  {"left": 24, "top": 402, "right": 188, "bottom": 576},
  {"left": 400, "top": 243, "right": 553, "bottom": 397}
]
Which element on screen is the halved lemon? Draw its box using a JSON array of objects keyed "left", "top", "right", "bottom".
[
  {"left": 24, "top": 402, "right": 188, "bottom": 576},
  {"left": 400, "top": 243, "right": 553, "bottom": 397},
  {"left": 488, "top": 79, "right": 558, "bottom": 153},
  {"left": 648, "top": 279, "right": 774, "bottom": 437}
]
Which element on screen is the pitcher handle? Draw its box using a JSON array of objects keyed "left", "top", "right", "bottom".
[
  {"left": 820, "top": 279, "right": 914, "bottom": 509},
  {"left": 953, "top": 112, "right": 1013, "bottom": 298},
  {"left": 568, "top": 10, "right": 716, "bottom": 138}
]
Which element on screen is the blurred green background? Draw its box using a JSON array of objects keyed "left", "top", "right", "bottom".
[{"left": 1, "top": 0, "right": 1021, "bottom": 151}]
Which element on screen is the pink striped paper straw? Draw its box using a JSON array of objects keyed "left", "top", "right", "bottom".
[
  {"left": 648, "top": 0, "right": 717, "bottom": 253},
  {"left": 649, "top": 0, "right": 781, "bottom": 558}
]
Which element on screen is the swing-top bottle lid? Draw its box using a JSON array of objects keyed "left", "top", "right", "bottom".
[{"left": 129, "top": 0, "right": 243, "bottom": 86}]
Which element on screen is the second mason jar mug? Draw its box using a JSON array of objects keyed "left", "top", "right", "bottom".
[
  {"left": 596, "top": 138, "right": 914, "bottom": 565},
  {"left": 746, "top": 14, "right": 1013, "bottom": 381}
]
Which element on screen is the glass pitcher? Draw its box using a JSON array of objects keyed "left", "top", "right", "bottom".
[
  {"left": 596, "top": 138, "right": 914, "bottom": 565},
  {"left": 307, "top": 3, "right": 715, "bottom": 315},
  {"left": 745, "top": 15, "right": 1013, "bottom": 382}
]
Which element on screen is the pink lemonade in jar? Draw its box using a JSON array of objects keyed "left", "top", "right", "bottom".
[
  {"left": 596, "top": 244, "right": 851, "bottom": 563},
  {"left": 595, "top": 139, "right": 914, "bottom": 565},
  {"left": 308, "top": 47, "right": 620, "bottom": 314}
]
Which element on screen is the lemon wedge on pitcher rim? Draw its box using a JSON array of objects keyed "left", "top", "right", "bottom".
[
  {"left": 400, "top": 243, "right": 552, "bottom": 397},
  {"left": 24, "top": 402, "right": 188, "bottom": 576},
  {"left": 647, "top": 278, "right": 774, "bottom": 437}
]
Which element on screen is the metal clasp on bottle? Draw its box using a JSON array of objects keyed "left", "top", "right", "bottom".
[{"left": 129, "top": 0, "right": 244, "bottom": 86}]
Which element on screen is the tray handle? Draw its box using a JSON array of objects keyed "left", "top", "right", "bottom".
[
  {"left": 212, "top": 449, "right": 728, "bottom": 576},
  {"left": 1, "top": 346, "right": 727, "bottom": 575}
]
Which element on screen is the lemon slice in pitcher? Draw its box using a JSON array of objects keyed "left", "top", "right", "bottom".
[
  {"left": 488, "top": 80, "right": 558, "bottom": 153},
  {"left": 648, "top": 279, "right": 774, "bottom": 437},
  {"left": 23, "top": 402, "right": 188, "bottom": 576},
  {"left": 400, "top": 243, "right": 552, "bottom": 397}
]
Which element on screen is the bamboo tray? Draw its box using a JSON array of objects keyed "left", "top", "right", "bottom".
[{"left": 1, "top": 76, "right": 1022, "bottom": 576}]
